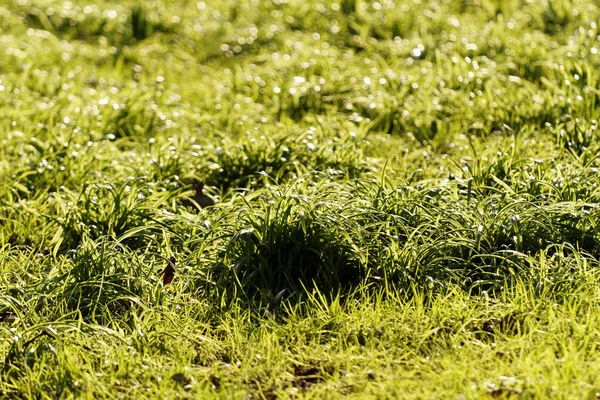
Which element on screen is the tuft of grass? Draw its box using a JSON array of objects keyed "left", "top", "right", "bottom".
[{"left": 211, "top": 183, "right": 372, "bottom": 305}]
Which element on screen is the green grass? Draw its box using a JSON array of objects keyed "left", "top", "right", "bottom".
[{"left": 2, "top": 0, "right": 600, "bottom": 398}]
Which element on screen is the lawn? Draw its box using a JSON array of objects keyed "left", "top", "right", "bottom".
[{"left": 2, "top": 0, "right": 600, "bottom": 398}]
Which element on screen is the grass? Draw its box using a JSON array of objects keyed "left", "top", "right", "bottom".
[{"left": 2, "top": 0, "right": 600, "bottom": 398}]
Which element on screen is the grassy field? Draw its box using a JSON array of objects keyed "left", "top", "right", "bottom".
[{"left": 2, "top": 0, "right": 600, "bottom": 398}]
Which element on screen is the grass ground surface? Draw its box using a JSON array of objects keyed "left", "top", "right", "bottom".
[{"left": 2, "top": 0, "right": 600, "bottom": 398}]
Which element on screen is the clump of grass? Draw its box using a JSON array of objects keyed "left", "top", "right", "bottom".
[
  {"left": 200, "top": 129, "right": 370, "bottom": 192},
  {"left": 553, "top": 116, "right": 599, "bottom": 155},
  {"left": 368, "top": 175, "right": 600, "bottom": 294},
  {"left": 47, "top": 179, "right": 175, "bottom": 253},
  {"left": 36, "top": 240, "right": 158, "bottom": 322},
  {"left": 207, "top": 182, "right": 374, "bottom": 305},
  {"left": 16, "top": 2, "right": 176, "bottom": 45}
]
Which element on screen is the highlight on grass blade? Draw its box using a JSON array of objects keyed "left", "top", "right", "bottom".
[{"left": 162, "top": 256, "right": 176, "bottom": 285}]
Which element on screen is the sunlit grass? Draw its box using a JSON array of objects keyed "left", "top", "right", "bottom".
[{"left": 2, "top": 0, "right": 600, "bottom": 398}]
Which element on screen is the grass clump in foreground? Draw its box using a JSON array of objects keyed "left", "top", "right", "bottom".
[{"left": 2, "top": 0, "right": 600, "bottom": 398}]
